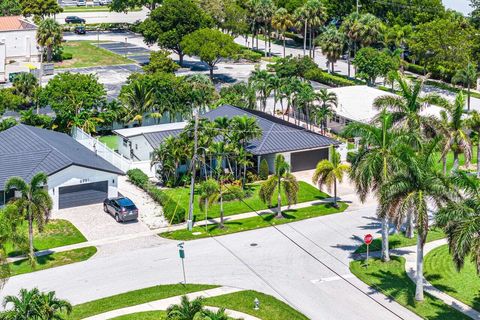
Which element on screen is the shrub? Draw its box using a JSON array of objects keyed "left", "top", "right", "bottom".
[
  {"left": 223, "top": 185, "right": 246, "bottom": 202},
  {"left": 259, "top": 159, "right": 269, "bottom": 180},
  {"left": 304, "top": 68, "right": 360, "bottom": 87},
  {"left": 346, "top": 151, "right": 358, "bottom": 164},
  {"left": 234, "top": 49, "right": 262, "bottom": 62},
  {"left": 127, "top": 169, "right": 186, "bottom": 224}
]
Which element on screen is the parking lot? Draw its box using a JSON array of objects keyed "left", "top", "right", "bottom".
[{"left": 96, "top": 42, "right": 151, "bottom": 65}]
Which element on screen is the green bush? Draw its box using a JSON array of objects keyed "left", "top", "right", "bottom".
[
  {"left": 346, "top": 151, "right": 358, "bottom": 164},
  {"left": 405, "top": 63, "right": 425, "bottom": 75},
  {"left": 234, "top": 49, "right": 262, "bottom": 62},
  {"left": 304, "top": 68, "right": 360, "bottom": 87},
  {"left": 127, "top": 169, "right": 186, "bottom": 224},
  {"left": 259, "top": 159, "right": 269, "bottom": 180}
]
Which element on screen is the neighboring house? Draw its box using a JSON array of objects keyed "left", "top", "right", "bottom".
[
  {"left": 326, "top": 85, "right": 443, "bottom": 133},
  {"left": 0, "top": 16, "right": 41, "bottom": 82},
  {"left": 0, "top": 125, "right": 124, "bottom": 211},
  {"left": 114, "top": 105, "right": 340, "bottom": 173}
]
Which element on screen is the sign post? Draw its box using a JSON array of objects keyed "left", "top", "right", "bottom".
[
  {"left": 178, "top": 242, "right": 186, "bottom": 284},
  {"left": 364, "top": 234, "right": 373, "bottom": 268}
]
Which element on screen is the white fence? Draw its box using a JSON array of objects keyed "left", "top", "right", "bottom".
[{"left": 72, "top": 127, "right": 132, "bottom": 173}]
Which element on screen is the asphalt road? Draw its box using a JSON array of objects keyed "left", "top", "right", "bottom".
[
  {"left": 56, "top": 8, "right": 149, "bottom": 24},
  {"left": 0, "top": 204, "right": 420, "bottom": 320}
]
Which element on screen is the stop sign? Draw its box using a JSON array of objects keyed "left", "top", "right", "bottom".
[{"left": 364, "top": 234, "right": 373, "bottom": 245}]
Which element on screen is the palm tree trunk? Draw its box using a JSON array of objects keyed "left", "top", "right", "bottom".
[
  {"left": 381, "top": 217, "right": 390, "bottom": 262},
  {"left": 333, "top": 178, "right": 338, "bottom": 207},
  {"left": 283, "top": 36, "right": 286, "bottom": 58},
  {"left": 477, "top": 134, "right": 480, "bottom": 178},
  {"left": 220, "top": 187, "right": 224, "bottom": 228},
  {"left": 442, "top": 156, "right": 447, "bottom": 176},
  {"left": 204, "top": 200, "right": 208, "bottom": 232},
  {"left": 303, "top": 20, "right": 307, "bottom": 57},
  {"left": 467, "top": 84, "right": 471, "bottom": 111},
  {"left": 406, "top": 211, "right": 414, "bottom": 238},
  {"left": 347, "top": 44, "right": 351, "bottom": 78},
  {"left": 276, "top": 178, "right": 283, "bottom": 219},
  {"left": 453, "top": 152, "right": 459, "bottom": 171},
  {"left": 28, "top": 209, "right": 34, "bottom": 261},
  {"left": 415, "top": 235, "right": 425, "bottom": 301}
]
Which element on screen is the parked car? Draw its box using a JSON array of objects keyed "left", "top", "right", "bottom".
[
  {"left": 103, "top": 197, "right": 139, "bottom": 222},
  {"left": 99, "top": 0, "right": 112, "bottom": 5},
  {"left": 77, "top": 0, "right": 86, "bottom": 6},
  {"left": 74, "top": 26, "right": 86, "bottom": 34},
  {"left": 65, "top": 16, "right": 86, "bottom": 24}
]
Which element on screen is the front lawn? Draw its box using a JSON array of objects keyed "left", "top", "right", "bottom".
[
  {"left": 205, "top": 290, "right": 308, "bottom": 320},
  {"left": 56, "top": 41, "right": 133, "bottom": 69},
  {"left": 433, "top": 146, "right": 478, "bottom": 173},
  {"left": 163, "top": 181, "right": 328, "bottom": 221},
  {"left": 68, "top": 284, "right": 219, "bottom": 319},
  {"left": 161, "top": 202, "right": 348, "bottom": 241},
  {"left": 354, "top": 228, "right": 445, "bottom": 254},
  {"left": 350, "top": 256, "right": 470, "bottom": 320},
  {"left": 8, "top": 247, "right": 97, "bottom": 277},
  {"left": 98, "top": 135, "right": 119, "bottom": 150},
  {"left": 5, "top": 219, "right": 87, "bottom": 257},
  {"left": 424, "top": 244, "right": 480, "bottom": 311}
]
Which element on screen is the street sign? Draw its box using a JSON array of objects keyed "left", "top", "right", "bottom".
[
  {"left": 177, "top": 242, "right": 186, "bottom": 284},
  {"left": 364, "top": 234, "right": 373, "bottom": 245},
  {"left": 179, "top": 247, "right": 185, "bottom": 259}
]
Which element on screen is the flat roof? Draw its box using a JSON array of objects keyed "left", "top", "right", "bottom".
[
  {"left": 328, "top": 85, "right": 442, "bottom": 123},
  {"left": 113, "top": 122, "right": 187, "bottom": 138}
]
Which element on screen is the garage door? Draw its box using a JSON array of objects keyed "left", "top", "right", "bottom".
[
  {"left": 59, "top": 181, "right": 108, "bottom": 209},
  {"left": 291, "top": 148, "right": 328, "bottom": 172}
]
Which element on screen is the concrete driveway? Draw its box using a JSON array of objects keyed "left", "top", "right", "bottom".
[{"left": 53, "top": 203, "right": 151, "bottom": 241}]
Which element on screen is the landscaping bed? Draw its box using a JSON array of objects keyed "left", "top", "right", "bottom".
[
  {"left": 354, "top": 228, "right": 445, "bottom": 254},
  {"left": 161, "top": 202, "right": 348, "bottom": 241},
  {"left": 7, "top": 247, "right": 97, "bottom": 278},
  {"left": 424, "top": 244, "right": 480, "bottom": 311},
  {"left": 350, "top": 256, "right": 470, "bottom": 320},
  {"left": 56, "top": 41, "right": 133, "bottom": 69}
]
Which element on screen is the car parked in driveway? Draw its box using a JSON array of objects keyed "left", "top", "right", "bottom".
[
  {"left": 65, "top": 16, "right": 86, "bottom": 24},
  {"left": 103, "top": 197, "right": 138, "bottom": 222}
]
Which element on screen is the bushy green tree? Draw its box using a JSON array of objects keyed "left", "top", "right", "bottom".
[
  {"left": 0, "top": 0, "right": 22, "bottom": 16},
  {"left": 353, "top": 47, "right": 399, "bottom": 85},
  {"left": 20, "top": 0, "right": 62, "bottom": 22},
  {"left": 259, "top": 158, "right": 269, "bottom": 180},
  {"left": 143, "top": 50, "right": 180, "bottom": 74},
  {"left": 181, "top": 28, "right": 239, "bottom": 79},
  {"left": 0, "top": 88, "right": 24, "bottom": 115}
]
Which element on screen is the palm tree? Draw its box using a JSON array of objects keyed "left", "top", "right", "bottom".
[
  {"left": 436, "top": 93, "right": 472, "bottom": 172},
  {"left": 259, "top": 154, "right": 299, "bottom": 219},
  {"left": 201, "top": 308, "right": 229, "bottom": 320},
  {"left": 5, "top": 173, "right": 52, "bottom": 263},
  {"left": 467, "top": 111, "right": 480, "bottom": 178},
  {"left": 312, "top": 146, "right": 350, "bottom": 207},
  {"left": 317, "top": 26, "right": 345, "bottom": 73},
  {"left": 452, "top": 63, "right": 478, "bottom": 112},
  {"left": 384, "top": 24, "right": 412, "bottom": 73},
  {"left": 304, "top": 0, "right": 326, "bottom": 58},
  {"left": 271, "top": 8, "right": 293, "bottom": 57},
  {"left": 315, "top": 89, "right": 337, "bottom": 134},
  {"left": 343, "top": 111, "right": 409, "bottom": 262},
  {"left": 166, "top": 295, "right": 204, "bottom": 320},
  {"left": 120, "top": 80, "right": 160, "bottom": 127},
  {"left": 436, "top": 171, "right": 480, "bottom": 273},
  {"left": 294, "top": 6, "right": 309, "bottom": 57},
  {"left": 380, "top": 138, "right": 455, "bottom": 301},
  {"left": 296, "top": 81, "right": 317, "bottom": 129},
  {"left": 267, "top": 74, "right": 281, "bottom": 115},
  {"left": 36, "top": 19, "right": 62, "bottom": 62},
  {"left": 0, "top": 288, "right": 43, "bottom": 320},
  {"left": 199, "top": 179, "right": 220, "bottom": 230},
  {"left": 36, "top": 290, "right": 72, "bottom": 319},
  {"left": 341, "top": 12, "right": 361, "bottom": 77},
  {"left": 12, "top": 73, "right": 39, "bottom": 111},
  {"left": 250, "top": 68, "right": 272, "bottom": 112}
]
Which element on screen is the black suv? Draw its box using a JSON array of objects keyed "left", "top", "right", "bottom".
[
  {"left": 103, "top": 197, "right": 139, "bottom": 222},
  {"left": 65, "top": 16, "right": 86, "bottom": 24}
]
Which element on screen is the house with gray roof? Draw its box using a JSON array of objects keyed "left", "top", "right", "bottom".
[
  {"left": 113, "top": 105, "right": 339, "bottom": 173},
  {"left": 0, "top": 124, "right": 124, "bottom": 211}
]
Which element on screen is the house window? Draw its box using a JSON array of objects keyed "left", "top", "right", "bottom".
[
  {"left": 332, "top": 114, "right": 341, "bottom": 123},
  {"left": 123, "top": 139, "right": 128, "bottom": 147}
]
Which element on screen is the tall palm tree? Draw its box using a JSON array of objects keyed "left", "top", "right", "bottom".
[
  {"left": 436, "top": 171, "right": 480, "bottom": 273},
  {"left": 380, "top": 138, "right": 455, "bottom": 301},
  {"left": 37, "top": 290, "right": 72, "bottom": 319},
  {"left": 316, "top": 89, "right": 337, "bottom": 134},
  {"left": 267, "top": 74, "right": 281, "bottom": 115},
  {"left": 341, "top": 12, "right": 361, "bottom": 77},
  {"left": 304, "top": 0, "right": 326, "bottom": 58},
  {"left": 252, "top": 0, "right": 276, "bottom": 56},
  {"left": 437, "top": 93, "right": 472, "bottom": 172},
  {"left": 312, "top": 146, "right": 350, "bottom": 207},
  {"left": 120, "top": 80, "right": 159, "bottom": 127},
  {"left": 294, "top": 5, "right": 309, "bottom": 57},
  {"left": 467, "top": 111, "right": 480, "bottom": 178},
  {"left": 36, "top": 18, "right": 62, "bottom": 62},
  {"left": 5, "top": 173, "right": 52, "bottom": 263},
  {"left": 296, "top": 81, "right": 317, "bottom": 129},
  {"left": 317, "top": 26, "right": 345, "bottom": 73},
  {"left": 271, "top": 8, "right": 293, "bottom": 58},
  {"left": 259, "top": 154, "right": 299, "bottom": 219},
  {"left": 343, "top": 111, "right": 409, "bottom": 262},
  {"left": 452, "top": 63, "right": 478, "bottom": 112},
  {"left": 250, "top": 68, "right": 272, "bottom": 112},
  {"left": 166, "top": 295, "right": 204, "bottom": 320}
]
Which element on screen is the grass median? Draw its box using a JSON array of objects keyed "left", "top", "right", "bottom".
[
  {"left": 350, "top": 256, "right": 471, "bottom": 320},
  {"left": 354, "top": 228, "right": 445, "bottom": 254},
  {"left": 424, "top": 244, "right": 480, "bottom": 311},
  {"left": 161, "top": 202, "right": 348, "bottom": 241},
  {"left": 7, "top": 247, "right": 97, "bottom": 278}
]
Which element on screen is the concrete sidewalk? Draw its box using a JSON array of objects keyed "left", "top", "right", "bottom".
[{"left": 83, "top": 286, "right": 260, "bottom": 320}]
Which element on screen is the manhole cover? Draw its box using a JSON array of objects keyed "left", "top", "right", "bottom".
[{"left": 250, "top": 243, "right": 258, "bottom": 247}]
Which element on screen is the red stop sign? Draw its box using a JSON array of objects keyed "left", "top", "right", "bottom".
[{"left": 364, "top": 234, "right": 373, "bottom": 245}]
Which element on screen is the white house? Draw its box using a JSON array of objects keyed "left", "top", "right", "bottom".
[
  {"left": 0, "top": 16, "right": 41, "bottom": 82},
  {"left": 0, "top": 125, "right": 124, "bottom": 211}
]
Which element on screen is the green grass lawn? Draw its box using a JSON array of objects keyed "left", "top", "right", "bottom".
[
  {"left": 56, "top": 41, "right": 133, "bottom": 69},
  {"left": 205, "top": 290, "right": 308, "bottom": 320},
  {"left": 111, "top": 311, "right": 167, "bottom": 320},
  {"left": 68, "top": 284, "right": 218, "bottom": 320},
  {"left": 433, "top": 146, "right": 478, "bottom": 173},
  {"left": 5, "top": 219, "right": 87, "bottom": 257},
  {"left": 350, "top": 256, "right": 471, "bottom": 320},
  {"left": 163, "top": 181, "right": 329, "bottom": 221},
  {"left": 354, "top": 228, "right": 445, "bottom": 254},
  {"left": 161, "top": 202, "right": 348, "bottom": 241},
  {"left": 424, "top": 244, "right": 480, "bottom": 311},
  {"left": 8, "top": 247, "right": 97, "bottom": 278},
  {"left": 98, "top": 135, "right": 118, "bottom": 150}
]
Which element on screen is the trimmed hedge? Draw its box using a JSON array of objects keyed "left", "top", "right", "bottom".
[
  {"left": 304, "top": 68, "right": 362, "bottom": 87},
  {"left": 127, "top": 169, "right": 186, "bottom": 225},
  {"left": 259, "top": 159, "right": 269, "bottom": 180}
]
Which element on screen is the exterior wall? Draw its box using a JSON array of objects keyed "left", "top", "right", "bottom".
[
  {"left": 259, "top": 152, "right": 292, "bottom": 173},
  {"left": 0, "top": 28, "right": 40, "bottom": 81},
  {"left": 48, "top": 165, "right": 119, "bottom": 211},
  {"left": 326, "top": 114, "right": 354, "bottom": 134},
  {"left": 117, "top": 135, "right": 153, "bottom": 162}
]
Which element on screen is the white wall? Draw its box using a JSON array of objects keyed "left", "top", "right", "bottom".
[
  {"left": 0, "top": 29, "right": 40, "bottom": 62},
  {"left": 48, "top": 165, "right": 119, "bottom": 211},
  {"left": 117, "top": 135, "right": 154, "bottom": 161}
]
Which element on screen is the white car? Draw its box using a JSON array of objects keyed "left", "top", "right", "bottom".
[{"left": 77, "top": 0, "right": 86, "bottom": 6}]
